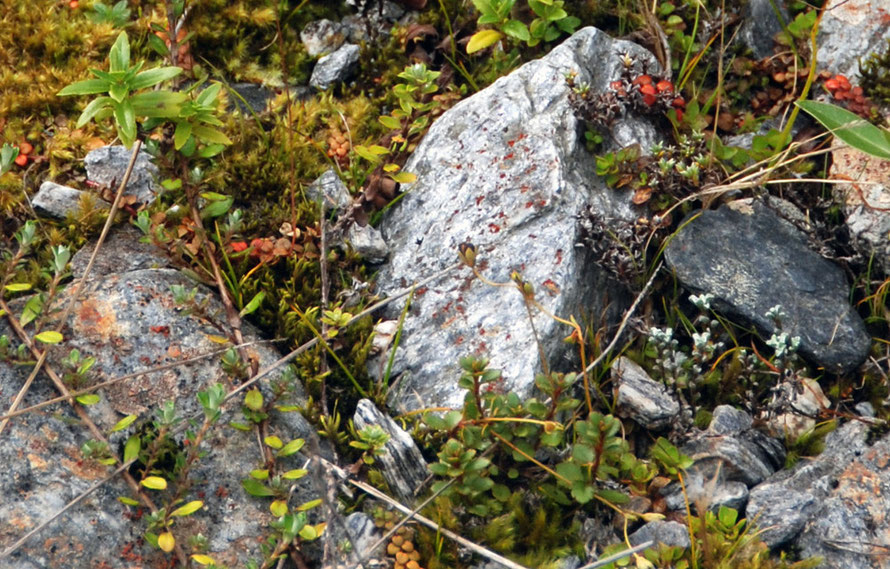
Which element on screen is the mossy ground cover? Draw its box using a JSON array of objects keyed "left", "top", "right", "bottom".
[{"left": 1, "top": 1, "right": 889, "bottom": 568}]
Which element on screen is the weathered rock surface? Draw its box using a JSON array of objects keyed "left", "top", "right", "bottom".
[
  {"left": 817, "top": 0, "right": 890, "bottom": 81},
  {"left": 376, "top": 27, "right": 660, "bottom": 411},
  {"left": 32, "top": 181, "right": 107, "bottom": 219},
  {"left": 665, "top": 198, "right": 870, "bottom": 374},
  {"left": 662, "top": 406, "right": 784, "bottom": 512},
  {"left": 738, "top": 0, "right": 787, "bottom": 59},
  {"left": 0, "top": 262, "right": 317, "bottom": 567},
  {"left": 746, "top": 419, "right": 870, "bottom": 548},
  {"left": 229, "top": 82, "right": 275, "bottom": 114},
  {"left": 310, "top": 43, "right": 360, "bottom": 90},
  {"left": 612, "top": 357, "right": 679, "bottom": 430},
  {"left": 630, "top": 520, "right": 691, "bottom": 549},
  {"left": 830, "top": 144, "right": 890, "bottom": 276},
  {"left": 85, "top": 145, "right": 160, "bottom": 205},
  {"left": 301, "top": 18, "right": 347, "bottom": 57},
  {"left": 353, "top": 399, "right": 428, "bottom": 502},
  {"left": 308, "top": 168, "right": 353, "bottom": 212},
  {"left": 70, "top": 225, "right": 168, "bottom": 279}
]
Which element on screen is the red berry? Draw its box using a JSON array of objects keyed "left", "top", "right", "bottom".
[
  {"left": 632, "top": 75, "right": 653, "bottom": 86},
  {"left": 642, "top": 93, "right": 657, "bottom": 106},
  {"left": 674, "top": 108, "right": 684, "bottom": 122},
  {"left": 836, "top": 75, "right": 851, "bottom": 91},
  {"left": 640, "top": 84, "right": 657, "bottom": 96},
  {"left": 610, "top": 80, "right": 624, "bottom": 91},
  {"left": 672, "top": 96, "right": 686, "bottom": 108},
  {"left": 19, "top": 141, "right": 33, "bottom": 155},
  {"left": 14, "top": 154, "right": 28, "bottom": 167},
  {"left": 852, "top": 86, "right": 863, "bottom": 97},
  {"left": 656, "top": 80, "right": 673, "bottom": 93},
  {"left": 824, "top": 79, "right": 839, "bottom": 91}
]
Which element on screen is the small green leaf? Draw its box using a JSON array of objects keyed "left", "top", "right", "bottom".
[
  {"left": 467, "top": 29, "right": 504, "bottom": 54},
  {"left": 35, "top": 331, "right": 63, "bottom": 344},
  {"left": 239, "top": 291, "right": 265, "bottom": 317},
  {"left": 201, "top": 195, "right": 233, "bottom": 218},
  {"left": 296, "top": 498, "right": 322, "bottom": 511},
  {"left": 190, "top": 124, "right": 232, "bottom": 146},
  {"left": 109, "top": 31, "right": 131, "bottom": 73},
  {"left": 4, "top": 283, "right": 32, "bottom": 292},
  {"left": 113, "top": 99, "right": 137, "bottom": 148},
  {"left": 390, "top": 171, "right": 417, "bottom": 184},
  {"left": 173, "top": 121, "right": 193, "bottom": 150},
  {"left": 118, "top": 496, "right": 141, "bottom": 506},
  {"left": 270, "top": 500, "right": 288, "bottom": 517},
  {"left": 111, "top": 414, "right": 138, "bottom": 433},
  {"left": 282, "top": 469, "right": 308, "bottom": 480},
  {"left": 277, "top": 438, "right": 305, "bottom": 458},
  {"left": 157, "top": 531, "right": 175, "bottom": 552},
  {"left": 141, "top": 476, "right": 168, "bottom": 490},
  {"left": 299, "top": 524, "right": 319, "bottom": 540},
  {"left": 241, "top": 478, "right": 274, "bottom": 497},
  {"left": 264, "top": 435, "right": 283, "bottom": 449},
  {"left": 170, "top": 500, "right": 203, "bottom": 517},
  {"left": 249, "top": 469, "right": 270, "bottom": 480},
  {"left": 244, "top": 389, "right": 263, "bottom": 411},
  {"left": 378, "top": 115, "right": 401, "bottom": 130},
  {"left": 502, "top": 19, "right": 530, "bottom": 41},
  {"left": 124, "top": 435, "right": 141, "bottom": 463}
]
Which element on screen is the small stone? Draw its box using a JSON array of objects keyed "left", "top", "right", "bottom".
[
  {"left": 353, "top": 399, "right": 428, "bottom": 502},
  {"left": 307, "top": 169, "right": 353, "bottom": 212},
  {"left": 85, "top": 145, "right": 159, "bottom": 205},
  {"left": 630, "top": 520, "right": 691, "bottom": 549},
  {"left": 708, "top": 405, "right": 753, "bottom": 436},
  {"left": 32, "top": 181, "right": 107, "bottom": 219},
  {"left": 345, "top": 223, "right": 389, "bottom": 263},
  {"left": 229, "top": 83, "right": 274, "bottom": 114},
  {"left": 310, "top": 43, "right": 360, "bottom": 90},
  {"left": 763, "top": 378, "right": 830, "bottom": 440},
  {"left": 613, "top": 357, "right": 680, "bottom": 430},
  {"left": 300, "top": 19, "right": 346, "bottom": 57}
]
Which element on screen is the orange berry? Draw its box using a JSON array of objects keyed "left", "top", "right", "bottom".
[
  {"left": 655, "top": 80, "right": 673, "bottom": 93},
  {"left": 387, "top": 543, "right": 399, "bottom": 555},
  {"left": 69, "top": 0, "right": 78, "bottom": 7},
  {"left": 401, "top": 541, "right": 415, "bottom": 552},
  {"left": 639, "top": 84, "right": 656, "bottom": 96},
  {"left": 672, "top": 96, "right": 686, "bottom": 108},
  {"left": 632, "top": 75, "right": 652, "bottom": 86},
  {"left": 395, "top": 551, "right": 409, "bottom": 564},
  {"left": 19, "top": 141, "right": 33, "bottom": 155},
  {"left": 391, "top": 535, "right": 404, "bottom": 547},
  {"left": 14, "top": 154, "right": 28, "bottom": 167},
  {"left": 824, "top": 79, "right": 839, "bottom": 91},
  {"left": 836, "top": 75, "right": 851, "bottom": 90},
  {"left": 406, "top": 562, "right": 420, "bottom": 569}
]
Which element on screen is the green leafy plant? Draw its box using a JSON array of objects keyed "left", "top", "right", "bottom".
[
  {"left": 57, "top": 31, "right": 185, "bottom": 147},
  {"left": 467, "top": 0, "right": 580, "bottom": 53},
  {"left": 796, "top": 99, "right": 890, "bottom": 159},
  {"left": 90, "top": 0, "right": 132, "bottom": 29}
]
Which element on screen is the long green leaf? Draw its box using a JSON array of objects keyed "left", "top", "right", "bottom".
[
  {"left": 58, "top": 78, "right": 111, "bottom": 97},
  {"left": 114, "top": 100, "right": 137, "bottom": 147},
  {"left": 796, "top": 100, "right": 890, "bottom": 160},
  {"left": 130, "top": 91, "right": 186, "bottom": 118},
  {"left": 174, "top": 121, "right": 192, "bottom": 150},
  {"left": 109, "top": 31, "right": 130, "bottom": 73},
  {"left": 130, "top": 66, "right": 183, "bottom": 90},
  {"left": 190, "top": 124, "right": 232, "bottom": 145},
  {"left": 76, "top": 96, "right": 113, "bottom": 128}
]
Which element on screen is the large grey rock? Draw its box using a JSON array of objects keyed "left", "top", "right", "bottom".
[
  {"left": 794, "top": 431, "right": 890, "bottom": 569},
  {"left": 817, "top": 0, "right": 890, "bottom": 82},
  {"left": 376, "top": 27, "right": 659, "bottom": 411},
  {"left": 746, "top": 419, "right": 869, "bottom": 548},
  {"left": 630, "top": 520, "right": 691, "bottom": 549},
  {"left": 310, "top": 43, "right": 360, "bottom": 90},
  {"left": 664, "top": 198, "right": 870, "bottom": 374},
  {"left": 0, "top": 267, "right": 317, "bottom": 568},
  {"left": 85, "top": 145, "right": 159, "bottom": 205},
  {"left": 32, "top": 181, "right": 107, "bottom": 219},
  {"left": 831, "top": 145, "right": 890, "bottom": 276},
  {"left": 353, "top": 399, "right": 428, "bottom": 502},
  {"left": 612, "top": 357, "right": 679, "bottom": 430}
]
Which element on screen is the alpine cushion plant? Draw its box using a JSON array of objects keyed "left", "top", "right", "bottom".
[{"left": 57, "top": 31, "right": 185, "bottom": 148}]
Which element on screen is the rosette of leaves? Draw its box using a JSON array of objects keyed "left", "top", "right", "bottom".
[
  {"left": 467, "top": 0, "right": 580, "bottom": 53},
  {"left": 58, "top": 31, "right": 185, "bottom": 147}
]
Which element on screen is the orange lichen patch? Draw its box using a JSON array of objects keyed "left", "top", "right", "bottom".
[
  {"left": 27, "top": 453, "right": 48, "bottom": 470},
  {"left": 75, "top": 298, "right": 119, "bottom": 342},
  {"left": 61, "top": 457, "right": 108, "bottom": 480},
  {"left": 838, "top": 461, "right": 883, "bottom": 508},
  {"left": 830, "top": 145, "right": 890, "bottom": 211}
]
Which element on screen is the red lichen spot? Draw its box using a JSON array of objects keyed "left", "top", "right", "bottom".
[
  {"left": 508, "top": 139, "right": 516, "bottom": 147},
  {"left": 525, "top": 201, "right": 534, "bottom": 208},
  {"left": 415, "top": 286, "right": 428, "bottom": 297},
  {"left": 499, "top": 172, "right": 506, "bottom": 178},
  {"left": 455, "top": 304, "right": 466, "bottom": 314},
  {"left": 150, "top": 325, "right": 170, "bottom": 336},
  {"left": 488, "top": 223, "right": 501, "bottom": 233},
  {"left": 555, "top": 249, "right": 563, "bottom": 265},
  {"left": 504, "top": 152, "right": 514, "bottom": 160},
  {"left": 542, "top": 279, "right": 561, "bottom": 296},
  {"left": 475, "top": 195, "right": 485, "bottom": 206},
  {"left": 455, "top": 335, "right": 465, "bottom": 345},
  {"left": 216, "top": 485, "right": 229, "bottom": 498},
  {"left": 479, "top": 327, "right": 485, "bottom": 335}
]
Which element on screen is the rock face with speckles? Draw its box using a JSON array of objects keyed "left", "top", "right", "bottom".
[
  {"left": 664, "top": 198, "right": 870, "bottom": 374},
  {"left": 375, "top": 26, "right": 660, "bottom": 412},
  {"left": 0, "top": 253, "right": 318, "bottom": 568}
]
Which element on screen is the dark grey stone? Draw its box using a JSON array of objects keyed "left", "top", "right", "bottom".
[
  {"left": 746, "top": 420, "right": 870, "bottom": 548},
  {"left": 229, "top": 83, "right": 274, "bottom": 114},
  {"left": 353, "top": 399, "right": 428, "bottom": 502},
  {"left": 310, "top": 43, "right": 361, "bottom": 90},
  {"left": 630, "top": 520, "right": 691, "bottom": 549},
  {"left": 613, "top": 357, "right": 680, "bottom": 430},
  {"left": 84, "top": 145, "right": 159, "bottom": 205},
  {"left": 32, "top": 181, "right": 107, "bottom": 219},
  {"left": 738, "top": 0, "right": 787, "bottom": 59},
  {"left": 664, "top": 198, "right": 870, "bottom": 374},
  {"left": 708, "top": 404, "right": 753, "bottom": 436},
  {"left": 376, "top": 27, "right": 659, "bottom": 412}
]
